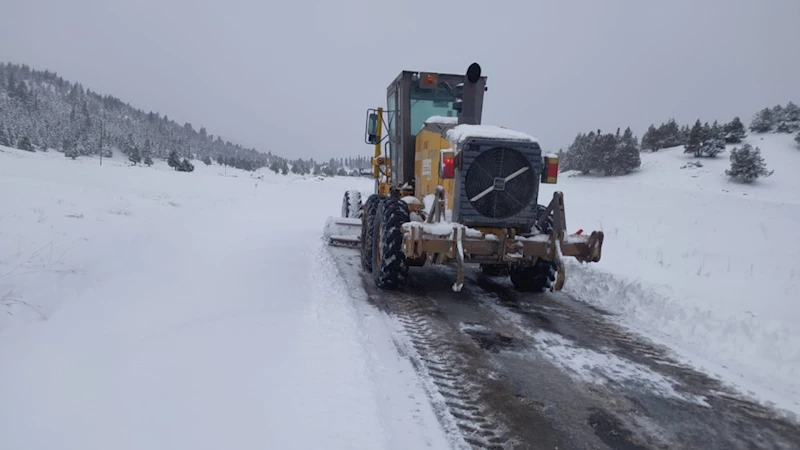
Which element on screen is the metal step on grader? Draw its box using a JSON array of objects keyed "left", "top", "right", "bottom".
[{"left": 323, "top": 63, "right": 604, "bottom": 292}]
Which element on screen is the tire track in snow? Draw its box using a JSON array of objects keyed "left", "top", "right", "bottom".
[
  {"left": 374, "top": 293, "right": 517, "bottom": 450},
  {"left": 327, "top": 246, "right": 515, "bottom": 449},
  {"left": 329, "top": 242, "right": 800, "bottom": 449},
  {"left": 325, "top": 245, "right": 485, "bottom": 450}
]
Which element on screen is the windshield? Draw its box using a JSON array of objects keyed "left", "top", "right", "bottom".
[{"left": 409, "top": 85, "right": 457, "bottom": 134}]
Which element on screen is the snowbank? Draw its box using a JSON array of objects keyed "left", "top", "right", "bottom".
[
  {"left": 541, "top": 133, "right": 800, "bottom": 415},
  {"left": 0, "top": 147, "right": 450, "bottom": 449}
]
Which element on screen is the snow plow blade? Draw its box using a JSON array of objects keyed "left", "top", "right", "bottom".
[{"left": 323, "top": 216, "right": 362, "bottom": 247}]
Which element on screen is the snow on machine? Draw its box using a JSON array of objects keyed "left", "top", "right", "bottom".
[{"left": 323, "top": 63, "right": 604, "bottom": 292}]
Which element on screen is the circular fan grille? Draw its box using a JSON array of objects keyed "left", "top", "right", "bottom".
[{"left": 464, "top": 147, "right": 535, "bottom": 219}]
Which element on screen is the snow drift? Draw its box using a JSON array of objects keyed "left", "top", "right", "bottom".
[
  {"left": 0, "top": 148, "right": 451, "bottom": 450},
  {"left": 541, "top": 132, "right": 800, "bottom": 416}
]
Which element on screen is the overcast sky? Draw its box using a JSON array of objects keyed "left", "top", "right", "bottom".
[{"left": 2, "top": 0, "right": 798, "bottom": 159}]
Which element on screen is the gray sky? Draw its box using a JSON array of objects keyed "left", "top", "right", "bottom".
[{"left": 2, "top": 0, "right": 798, "bottom": 159}]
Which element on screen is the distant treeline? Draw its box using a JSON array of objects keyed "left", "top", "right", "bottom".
[
  {"left": 558, "top": 101, "right": 800, "bottom": 176},
  {"left": 0, "top": 62, "right": 370, "bottom": 177}
]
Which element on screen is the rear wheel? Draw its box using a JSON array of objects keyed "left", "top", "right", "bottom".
[
  {"left": 360, "top": 194, "right": 385, "bottom": 272},
  {"left": 341, "top": 190, "right": 363, "bottom": 219},
  {"left": 480, "top": 263, "right": 509, "bottom": 276},
  {"left": 372, "top": 197, "right": 410, "bottom": 290},
  {"left": 510, "top": 204, "right": 557, "bottom": 292},
  {"left": 509, "top": 260, "right": 556, "bottom": 292}
]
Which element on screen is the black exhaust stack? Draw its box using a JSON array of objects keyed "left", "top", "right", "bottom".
[{"left": 457, "top": 63, "right": 482, "bottom": 125}]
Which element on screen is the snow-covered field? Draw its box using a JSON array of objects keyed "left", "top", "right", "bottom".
[
  {"left": 0, "top": 148, "right": 452, "bottom": 450},
  {"left": 1, "top": 131, "right": 799, "bottom": 448},
  {"left": 540, "top": 133, "right": 800, "bottom": 417}
]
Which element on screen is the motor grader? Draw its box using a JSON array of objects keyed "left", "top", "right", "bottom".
[{"left": 324, "top": 63, "right": 604, "bottom": 292}]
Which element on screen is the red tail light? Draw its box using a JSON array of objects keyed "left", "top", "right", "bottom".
[
  {"left": 542, "top": 155, "right": 558, "bottom": 184},
  {"left": 440, "top": 150, "right": 455, "bottom": 179}
]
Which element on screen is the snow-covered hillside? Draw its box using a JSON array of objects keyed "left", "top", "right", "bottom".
[
  {"left": 541, "top": 132, "right": 800, "bottom": 416},
  {"left": 0, "top": 148, "right": 451, "bottom": 450}
]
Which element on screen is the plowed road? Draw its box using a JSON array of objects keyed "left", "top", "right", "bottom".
[{"left": 329, "top": 246, "right": 800, "bottom": 450}]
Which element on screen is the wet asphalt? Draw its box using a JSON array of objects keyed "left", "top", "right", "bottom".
[{"left": 330, "top": 246, "right": 800, "bottom": 450}]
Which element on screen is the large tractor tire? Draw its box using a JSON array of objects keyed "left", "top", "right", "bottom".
[
  {"left": 372, "top": 197, "right": 410, "bottom": 290},
  {"left": 341, "top": 190, "right": 363, "bottom": 219},
  {"left": 509, "top": 260, "right": 557, "bottom": 292},
  {"left": 360, "top": 194, "right": 385, "bottom": 272},
  {"left": 510, "top": 204, "right": 558, "bottom": 292},
  {"left": 480, "top": 263, "right": 509, "bottom": 276}
]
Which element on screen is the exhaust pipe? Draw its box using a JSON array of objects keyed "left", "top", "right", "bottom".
[{"left": 457, "top": 62, "right": 482, "bottom": 126}]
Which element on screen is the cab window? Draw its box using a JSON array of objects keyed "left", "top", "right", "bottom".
[{"left": 409, "top": 85, "right": 457, "bottom": 134}]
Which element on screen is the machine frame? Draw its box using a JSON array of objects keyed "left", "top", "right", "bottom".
[{"left": 325, "top": 63, "right": 604, "bottom": 292}]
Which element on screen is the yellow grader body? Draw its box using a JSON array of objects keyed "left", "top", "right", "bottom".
[{"left": 323, "top": 63, "right": 604, "bottom": 292}]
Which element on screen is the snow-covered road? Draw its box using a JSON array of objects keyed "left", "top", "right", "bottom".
[
  {"left": 0, "top": 149, "right": 450, "bottom": 450},
  {"left": 3, "top": 131, "right": 800, "bottom": 449}
]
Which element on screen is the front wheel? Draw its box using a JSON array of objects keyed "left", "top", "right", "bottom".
[
  {"left": 341, "top": 190, "right": 363, "bottom": 219},
  {"left": 360, "top": 194, "right": 385, "bottom": 272},
  {"left": 372, "top": 197, "right": 410, "bottom": 290}
]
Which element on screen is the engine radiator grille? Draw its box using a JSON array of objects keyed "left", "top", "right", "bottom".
[
  {"left": 464, "top": 146, "right": 535, "bottom": 219},
  {"left": 453, "top": 138, "right": 543, "bottom": 228}
]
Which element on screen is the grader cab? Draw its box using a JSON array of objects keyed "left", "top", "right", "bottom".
[{"left": 323, "top": 63, "right": 604, "bottom": 292}]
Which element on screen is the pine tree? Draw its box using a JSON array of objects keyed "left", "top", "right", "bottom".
[
  {"left": 142, "top": 139, "right": 153, "bottom": 165},
  {"left": 122, "top": 133, "right": 137, "bottom": 156},
  {"left": 772, "top": 104, "right": 784, "bottom": 123},
  {"left": 750, "top": 108, "right": 774, "bottom": 133},
  {"left": 700, "top": 133, "right": 726, "bottom": 157},
  {"left": 723, "top": 116, "right": 746, "bottom": 143},
  {"left": 615, "top": 127, "right": 641, "bottom": 174},
  {"left": 725, "top": 143, "right": 773, "bottom": 183},
  {"left": 783, "top": 101, "right": 800, "bottom": 132},
  {"left": 128, "top": 144, "right": 141, "bottom": 165},
  {"left": 566, "top": 132, "right": 592, "bottom": 174},
  {"left": 557, "top": 148, "right": 573, "bottom": 172},
  {"left": 659, "top": 119, "right": 683, "bottom": 148},
  {"left": 684, "top": 120, "right": 704, "bottom": 157},
  {"left": 63, "top": 138, "right": 79, "bottom": 159},
  {"left": 679, "top": 124, "right": 691, "bottom": 145},
  {"left": 684, "top": 119, "right": 724, "bottom": 157},
  {"left": 18, "top": 136, "right": 34, "bottom": 151},
  {"left": 795, "top": 132, "right": 800, "bottom": 149},
  {"left": 641, "top": 124, "right": 659, "bottom": 151},
  {"left": 776, "top": 121, "right": 794, "bottom": 133},
  {"left": 168, "top": 150, "right": 181, "bottom": 169},
  {"left": 178, "top": 158, "right": 194, "bottom": 172},
  {"left": 269, "top": 161, "right": 281, "bottom": 174},
  {"left": 775, "top": 101, "right": 800, "bottom": 133},
  {"left": 596, "top": 130, "right": 618, "bottom": 175}
]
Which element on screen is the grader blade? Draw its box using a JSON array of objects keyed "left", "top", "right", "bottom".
[{"left": 323, "top": 216, "right": 362, "bottom": 247}]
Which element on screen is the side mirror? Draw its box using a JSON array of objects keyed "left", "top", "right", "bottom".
[{"left": 366, "top": 112, "right": 379, "bottom": 144}]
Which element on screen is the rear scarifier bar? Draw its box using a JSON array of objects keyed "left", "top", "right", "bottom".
[{"left": 401, "top": 192, "right": 604, "bottom": 292}]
